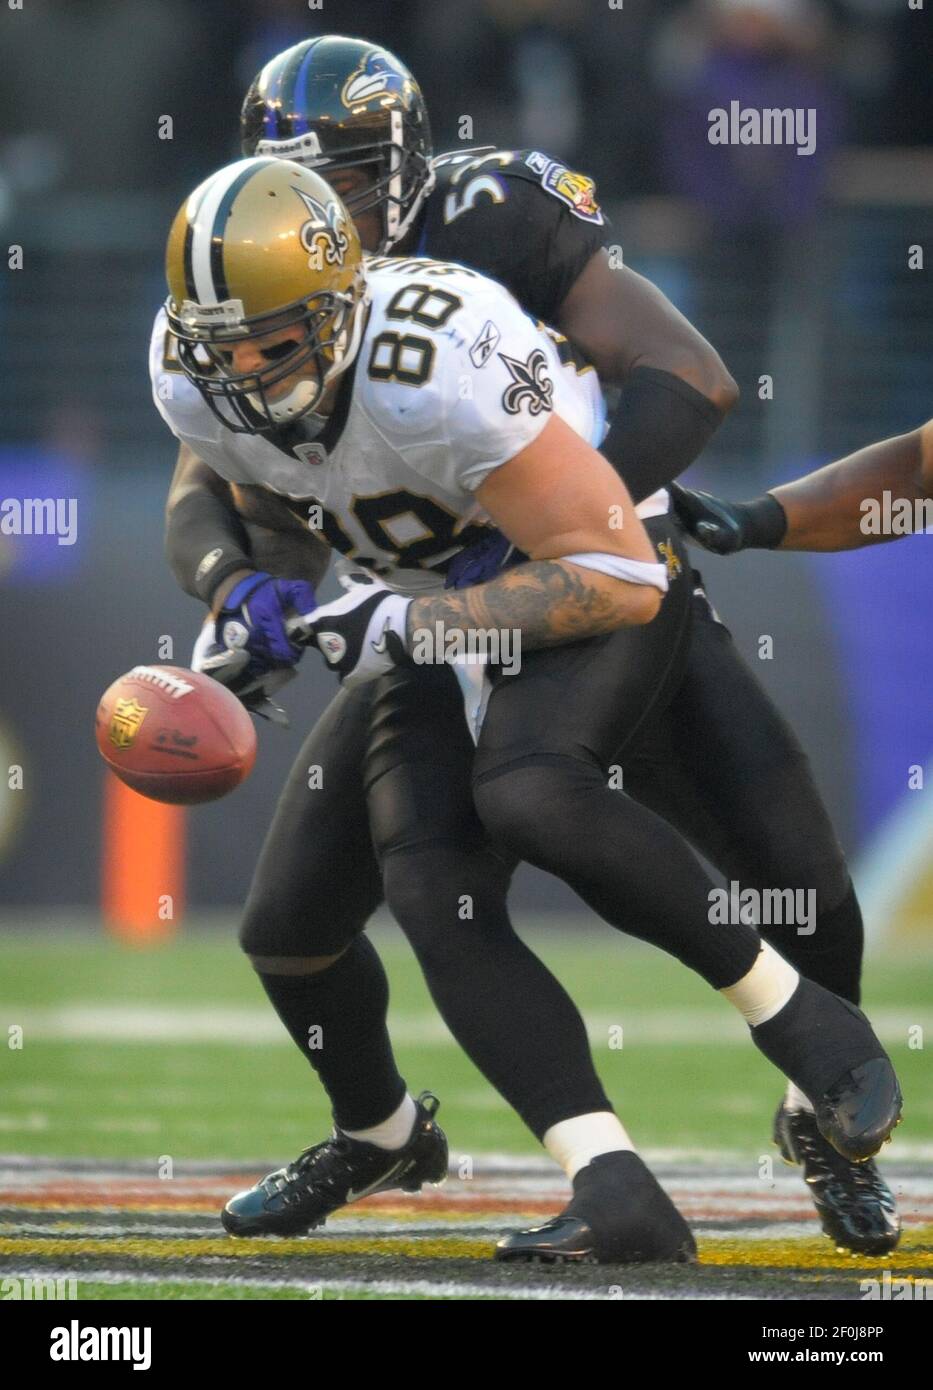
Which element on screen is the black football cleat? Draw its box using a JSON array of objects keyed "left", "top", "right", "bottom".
[
  {"left": 751, "top": 978, "right": 902, "bottom": 1163},
  {"left": 813, "top": 1059, "right": 902, "bottom": 1164},
  {"left": 221, "top": 1091, "right": 448, "bottom": 1237},
  {"left": 774, "top": 1102, "right": 900, "bottom": 1255},
  {"left": 495, "top": 1151, "right": 696, "bottom": 1265}
]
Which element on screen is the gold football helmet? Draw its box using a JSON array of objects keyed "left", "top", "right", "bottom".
[{"left": 165, "top": 157, "right": 366, "bottom": 432}]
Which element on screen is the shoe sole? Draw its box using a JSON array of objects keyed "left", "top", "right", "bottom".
[
  {"left": 220, "top": 1206, "right": 330, "bottom": 1238},
  {"left": 825, "top": 1110, "right": 903, "bottom": 1165},
  {"left": 772, "top": 1122, "right": 902, "bottom": 1257},
  {"left": 495, "top": 1247, "right": 695, "bottom": 1266},
  {"left": 495, "top": 1248, "right": 599, "bottom": 1266},
  {"left": 495, "top": 1228, "right": 697, "bottom": 1266}
]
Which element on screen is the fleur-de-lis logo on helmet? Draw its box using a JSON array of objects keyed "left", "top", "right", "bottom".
[{"left": 293, "top": 186, "right": 350, "bottom": 273}]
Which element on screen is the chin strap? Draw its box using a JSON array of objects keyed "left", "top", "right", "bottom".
[{"left": 263, "top": 279, "right": 370, "bottom": 427}]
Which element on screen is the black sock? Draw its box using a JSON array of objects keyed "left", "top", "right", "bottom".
[
  {"left": 751, "top": 977, "right": 883, "bottom": 1100},
  {"left": 761, "top": 882, "right": 864, "bottom": 1005},
  {"left": 256, "top": 935, "right": 406, "bottom": 1132}
]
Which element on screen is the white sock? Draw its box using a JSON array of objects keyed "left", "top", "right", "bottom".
[
  {"left": 343, "top": 1093, "right": 418, "bottom": 1151},
  {"left": 543, "top": 1112, "right": 635, "bottom": 1181},
  {"left": 784, "top": 1081, "right": 815, "bottom": 1114},
  {"left": 721, "top": 943, "right": 800, "bottom": 1027}
]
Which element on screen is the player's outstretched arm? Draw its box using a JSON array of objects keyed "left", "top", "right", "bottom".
[
  {"left": 165, "top": 442, "right": 335, "bottom": 718},
  {"left": 556, "top": 254, "right": 738, "bottom": 503},
  {"left": 165, "top": 443, "right": 331, "bottom": 605},
  {"left": 407, "top": 414, "right": 665, "bottom": 647},
  {"left": 770, "top": 421, "right": 932, "bottom": 551},
  {"left": 672, "top": 420, "right": 932, "bottom": 555}
]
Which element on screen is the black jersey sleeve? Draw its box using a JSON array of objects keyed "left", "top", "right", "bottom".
[{"left": 424, "top": 150, "right": 607, "bottom": 326}]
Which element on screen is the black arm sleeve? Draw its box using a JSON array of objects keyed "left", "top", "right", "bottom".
[
  {"left": 600, "top": 367, "right": 725, "bottom": 506},
  {"left": 165, "top": 487, "right": 254, "bottom": 605}
]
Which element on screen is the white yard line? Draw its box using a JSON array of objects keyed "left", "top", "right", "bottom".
[
  {"left": 2, "top": 1003, "right": 929, "bottom": 1046},
  {"left": 0, "top": 1266, "right": 622, "bottom": 1301}
]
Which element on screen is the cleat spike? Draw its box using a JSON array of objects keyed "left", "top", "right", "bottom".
[{"left": 773, "top": 1102, "right": 900, "bottom": 1256}]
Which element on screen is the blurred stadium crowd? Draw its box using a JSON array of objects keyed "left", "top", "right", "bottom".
[{"left": 1, "top": 0, "right": 930, "bottom": 468}]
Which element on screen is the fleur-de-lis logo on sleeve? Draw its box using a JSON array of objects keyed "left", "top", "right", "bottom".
[{"left": 497, "top": 349, "right": 554, "bottom": 417}]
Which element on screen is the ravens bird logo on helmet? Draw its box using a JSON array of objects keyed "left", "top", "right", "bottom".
[{"left": 240, "top": 35, "right": 435, "bottom": 254}]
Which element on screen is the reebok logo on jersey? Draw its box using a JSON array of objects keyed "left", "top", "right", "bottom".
[
  {"left": 524, "top": 151, "right": 551, "bottom": 176},
  {"left": 469, "top": 320, "right": 500, "bottom": 369}
]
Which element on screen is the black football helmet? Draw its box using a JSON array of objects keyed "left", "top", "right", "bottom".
[{"left": 241, "top": 35, "right": 434, "bottom": 255}]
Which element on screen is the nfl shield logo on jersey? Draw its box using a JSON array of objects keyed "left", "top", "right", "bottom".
[
  {"left": 292, "top": 441, "right": 329, "bottom": 467},
  {"left": 317, "top": 631, "right": 347, "bottom": 665}
]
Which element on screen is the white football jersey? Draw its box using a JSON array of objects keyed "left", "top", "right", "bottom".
[{"left": 151, "top": 256, "right": 666, "bottom": 594}]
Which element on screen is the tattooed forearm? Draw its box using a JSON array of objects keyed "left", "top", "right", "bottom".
[{"left": 407, "top": 559, "right": 656, "bottom": 652}]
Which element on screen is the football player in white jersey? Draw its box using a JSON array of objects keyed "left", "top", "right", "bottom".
[{"left": 151, "top": 156, "right": 902, "bottom": 1261}]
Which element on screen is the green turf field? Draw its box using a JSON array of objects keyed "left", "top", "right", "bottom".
[{"left": 2, "top": 925, "right": 931, "bottom": 1162}]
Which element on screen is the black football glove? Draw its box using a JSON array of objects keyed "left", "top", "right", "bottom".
[{"left": 670, "top": 482, "right": 787, "bottom": 555}]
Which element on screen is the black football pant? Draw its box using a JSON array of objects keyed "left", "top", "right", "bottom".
[
  {"left": 241, "top": 546, "right": 862, "bottom": 1140},
  {"left": 243, "top": 519, "right": 697, "bottom": 1139},
  {"left": 623, "top": 582, "right": 861, "bottom": 1004}
]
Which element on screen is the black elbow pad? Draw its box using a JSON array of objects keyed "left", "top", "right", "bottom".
[{"left": 165, "top": 488, "right": 253, "bottom": 604}]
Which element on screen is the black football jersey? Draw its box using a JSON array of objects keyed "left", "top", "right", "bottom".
[{"left": 410, "top": 148, "right": 607, "bottom": 326}]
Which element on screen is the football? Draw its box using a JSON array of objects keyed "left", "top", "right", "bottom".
[{"left": 95, "top": 665, "right": 257, "bottom": 804}]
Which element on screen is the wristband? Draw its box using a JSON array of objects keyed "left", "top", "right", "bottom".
[
  {"left": 742, "top": 493, "right": 788, "bottom": 549},
  {"left": 562, "top": 552, "right": 669, "bottom": 592}
]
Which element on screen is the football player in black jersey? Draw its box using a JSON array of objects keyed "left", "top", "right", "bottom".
[{"left": 164, "top": 36, "right": 900, "bottom": 1259}]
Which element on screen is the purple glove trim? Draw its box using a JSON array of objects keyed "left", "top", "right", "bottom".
[{"left": 218, "top": 572, "right": 317, "bottom": 665}]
